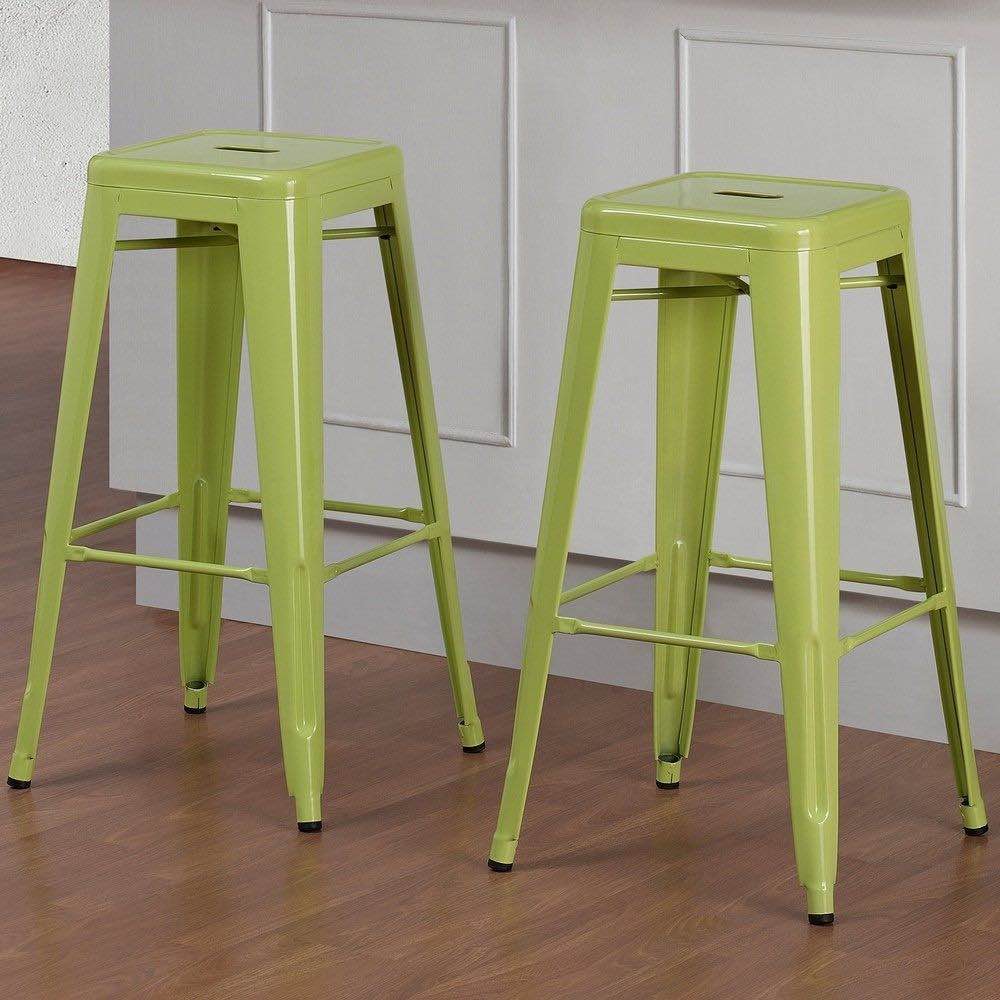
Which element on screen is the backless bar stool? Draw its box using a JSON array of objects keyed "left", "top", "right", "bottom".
[
  {"left": 7, "top": 130, "right": 486, "bottom": 830},
  {"left": 488, "top": 172, "right": 987, "bottom": 923}
]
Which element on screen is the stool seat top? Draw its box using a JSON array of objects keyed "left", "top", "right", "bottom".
[
  {"left": 88, "top": 130, "right": 402, "bottom": 200},
  {"left": 582, "top": 172, "right": 909, "bottom": 252}
]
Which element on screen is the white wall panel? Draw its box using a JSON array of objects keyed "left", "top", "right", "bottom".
[
  {"left": 264, "top": 7, "right": 516, "bottom": 445},
  {"left": 109, "top": 0, "right": 1000, "bottom": 613},
  {"left": 680, "top": 31, "right": 963, "bottom": 504},
  {"left": 114, "top": 0, "right": 1000, "bottom": 747}
]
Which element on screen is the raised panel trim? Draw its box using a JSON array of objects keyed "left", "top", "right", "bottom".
[
  {"left": 260, "top": 2, "right": 518, "bottom": 447},
  {"left": 678, "top": 28, "right": 967, "bottom": 507}
]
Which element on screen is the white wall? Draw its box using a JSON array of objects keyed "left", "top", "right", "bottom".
[
  {"left": 110, "top": 1, "right": 1000, "bottom": 612},
  {"left": 0, "top": 1, "right": 109, "bottom": 265},
  {"left": 109, "top": 0, "right": 1000, "bottom": 752}
]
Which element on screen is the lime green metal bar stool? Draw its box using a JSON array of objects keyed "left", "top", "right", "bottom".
[
  {"left": 488, "top": 172, "right": 987, "bottom": 923},
  {"left": 7, "top": 130, "right": 486, "bottom": 830}
]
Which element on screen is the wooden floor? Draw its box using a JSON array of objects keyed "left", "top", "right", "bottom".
[{"left": 1, "top": 258, "right": 998, "bottom": 999}]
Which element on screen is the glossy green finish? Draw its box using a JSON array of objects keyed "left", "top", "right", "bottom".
[
  {"left": 490, "top": 231, "right": 619, "bottom": 868},
  {"left": 112, "top": 225, "right": 390, "bottom": 253},
  {"left": 89, "top": 130, "right": 402, "bottom": 200},
  {"left": 374, "top": 186, "right": 484, "bottom": 750},
  {"left": 559, "top": 554, "right": 656, "bottom": 606},
  {"left": 8, "top": 184, "right": 119, "bottom": 787},
  {"left": 324, "top": 524, "right": 440, "bottom": 582},
  {"left": 176, "top": 219, "right": 244, "bottom": 710},
  {"left": 237, "top": 194, "right": 327, "bottom": 823},
  {"left": 750, "top": 246, "right": 843, "bottom": 920},
  {"left": 878, "top": 245, "right": 986, "bottom": 834},
  {"left": 840, "top": 592, "right": 948, "bottom": 656},
  {"left": 65, "top": 541, "right": 268, "bottom": 584},
  {"left": 70, "top": 492, "right": 180, "bottom": 542},
  {"left": 582, "top": 172, "right": 909, "bottom": 251},
  {"left": 555, "top": 616, "right": 777, "bottom": 661},
  {"left": 490, "top": 172, "right": 986, "bottom": 921},
  {"left": 229, "top": 487, "right": 426, "bottom": 524},
  {"left": 653, "top": 269, "right": 737, "bottom": 787},
  {"left": 708, "top": 550, "right": 927, "bottom": 593},
  {"left": 8, "top": 130, "right": 484, "bottom": 826}
]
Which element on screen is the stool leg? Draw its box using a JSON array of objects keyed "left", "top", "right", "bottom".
[
  {"left": 8, "top": 186, "right": 119, "bottom": 787},
  {"left": 238, "top": 197, "right": 326, "bottom": 830},
  {"left": 879, "top": 247, "right": 988, "bottom": 836},
  {"left": 176, "top": 222, "right": 244, "bottom": 715},
  {"left": 653, "top": 272, "right": 737, "bottom": 789},
  {"left": 489, "top": 231, "right": 619, "bottom": 870},
  {"left": 375, "top": 188, "right": 485, "bottom": 752},
  {"left": 749, "top": 248, "right": 841, "bottom": 924}
]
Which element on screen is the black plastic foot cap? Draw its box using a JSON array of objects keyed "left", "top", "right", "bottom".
[
  {"left": 965, "top": 824, "right": 989, "bottom": 837},
  {"left": 183, "top": 705, "right": 206, "bottom": 715},
  {"left": 463, "top": 741, "right": 486, "bottom": 754},
  {"left": 487, "top": 858, "right": 513, "bottom": 872},
  {"left": 6, "top": 776, "right": 30, "bottom": 790},
  {"left": 656, "top": 780, "right": 680, "bottom": 790},
  {"left": 808, "top": 913, "right": 835, "bottom": 926},
  {"left": 297, "top": 820, "right": 322, "bottom": 833}
]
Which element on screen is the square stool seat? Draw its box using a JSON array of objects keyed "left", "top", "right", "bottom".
[
  {"left": 582, "top": 171, "right": 910, "bottom": 251},
  {"left": 88, "top": 129, "right": 402, "bottom": 200}
]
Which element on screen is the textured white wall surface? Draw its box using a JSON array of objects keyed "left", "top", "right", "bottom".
[{"left": 0, "top": 1, "right": 109, "bottom": 265}]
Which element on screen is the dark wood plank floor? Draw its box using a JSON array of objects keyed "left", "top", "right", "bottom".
[{"left": 1, "top": 258, "right": 998, "bottom": 999}]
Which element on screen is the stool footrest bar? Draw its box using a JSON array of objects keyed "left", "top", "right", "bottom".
[
  {"left": 324, "top": 523, "right": 441, "bottom": 582},
  {"left": 69, "top": 492, "right": 181, "bottom": 541},
  {"left": 65, "top": 545, "right": 268, "bottom": 583},
  {"left": 840, "top": 592, "right": 949, "bottom": 655},
  {"left": 64, "top": 493, "right": 434, "bottom": 584},
  {"left": 559, "top": 554, "right": 657, "bottom": 606},
  {"left": 554, "top": 616, "right": 778, "bottom": 660},
  {"left": 229, "top": 488, "right": 425, "bottom": 523},
  {"left": 709, "top": 551, "right": 926, "bottom": 593}
]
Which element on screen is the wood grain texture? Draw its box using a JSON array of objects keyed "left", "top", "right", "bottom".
[{"left": 1, "top": 258, "right": 998, "bottom": 999}]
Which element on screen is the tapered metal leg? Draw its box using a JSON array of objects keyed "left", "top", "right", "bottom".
[
  {"left": 238, "top": 197, "right": 326, "bottom": 829},
  {"left": 176, "top": 222, "right": 244, "bottom": 714},
  {"left": 489, "top": 231, "right": 619, "bottom": 869},
  {"left": 652, "top": 271, "right": 737, "bottom": 788},
  {"left": 375, "top": 188, "right": 485, "bottom": 751},
  {"left": 9, "top": 185, "right": 119, "bottom": 786},
  {"left": 879, "top": 245, "right": 987, "bottom": 836},
  {"left": 750, "top": 248, "right": 841, "bottom": 923}
]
